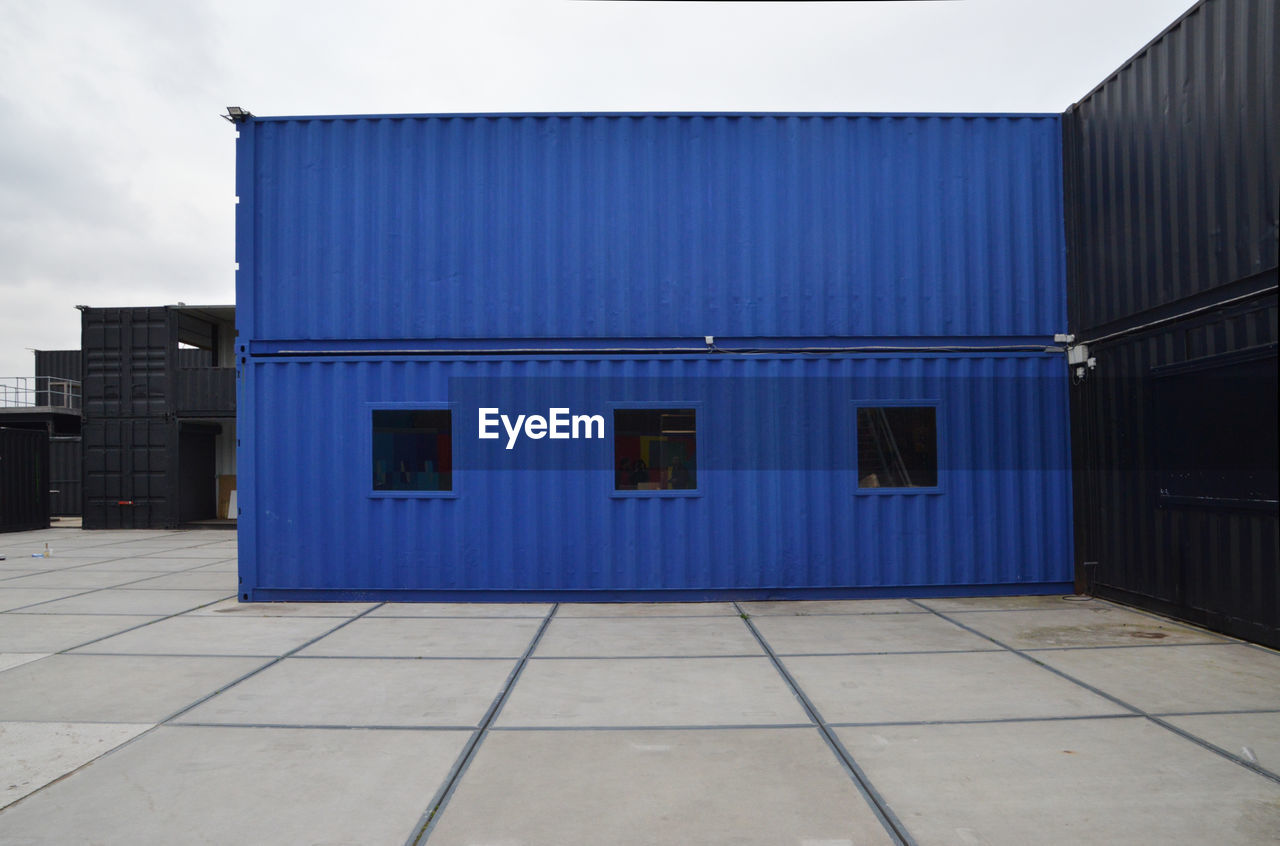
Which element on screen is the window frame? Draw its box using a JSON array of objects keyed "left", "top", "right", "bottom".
[
  {"left": 852, "top": 399, "right": 944, "bottom": 496},
  {"left": 366, "top": 401, "right": 458, "bottom": 499},
  {"left": 608, "top": 401, "right": 703, "bottom": 499}
]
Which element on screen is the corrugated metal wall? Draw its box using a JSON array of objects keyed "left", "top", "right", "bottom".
[
  {"left": 1064, "top": 0, "right": 1279, "bottom": 647},
  {"left": 239, "top": 113, "right": 1066, "bottom": 345},
  {"left": 1063, "top": 0, "right": 1277, "bottom": 333},
  {"left": 1069, "top": 296, "right": 1278, "bottom": 647},
  {"left": 82, "top": 418, "right": 175, "bottom": 529},
  {"left": 34, "top": 349, "right": 82, "bottom": 384},
  {"left": 239, "top": 354, "right": 1073, "bottom": 599},
  {"left": 82, "top": 308, "right": 173, "bottom": 420},
  {"left": 0, "top": 428, "right": 49, "bottom": 533}
]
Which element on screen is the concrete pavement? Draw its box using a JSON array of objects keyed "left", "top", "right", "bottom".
[{"left": 1, "top": 528, "right": 1278, "bottom": 844}]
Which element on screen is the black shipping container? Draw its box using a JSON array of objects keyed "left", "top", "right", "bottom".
[
  {"left": 82, "top": 307, "right": 173, "bottom": 420},
  {"left": 49, "top": 436, "right": 82, "bottom": 517},
  {"left": 1065, "top": 0, "right": 1279, "bottom": 647},
  {"left": 1, "top": 428, "right": 50, "bottom": 533},
  {"left": 34, "top": 349, "right": 83, "bottom": 384}
]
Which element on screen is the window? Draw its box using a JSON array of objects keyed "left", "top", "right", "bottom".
[
  {"left": 613, "top": 408, "right": 697, "bottom": 492},
  {"left": 856, "top": 406, "right": 938, "bottom": 489},
  {"left": 1152, "top": 347, "right": 1278, "bottom": 510},
  {"left": 372, "top": 409, "right": 452, "bottom": 492}
]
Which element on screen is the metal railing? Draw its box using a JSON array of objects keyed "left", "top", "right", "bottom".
[{"left": 0, "top": 376, "right": 82, "bottom": 410}]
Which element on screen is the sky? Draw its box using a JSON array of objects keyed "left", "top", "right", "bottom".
[{"left": 0, "top": 0, "right": 1197, "bottom": 377}]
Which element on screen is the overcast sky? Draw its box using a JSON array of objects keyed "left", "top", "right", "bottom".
[{"left": 1, "top": 0, "right": 1195, "bottom": 377}]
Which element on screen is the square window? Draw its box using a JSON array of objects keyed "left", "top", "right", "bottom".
[
  {"left": 372, "top": 409, "right": 452, "bottom": 492},
  {"left": 614, "top": 409, "right": 697, "bottom": 491},
  {"left": 856, "top": 406, "right": 938, "bottom": 489}
]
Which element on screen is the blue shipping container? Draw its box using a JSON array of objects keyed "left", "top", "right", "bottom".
[
  {"left": 235, "top": 112, "right": 1072, "bottom": 601},
  {"left": 236, "top": 113, "right": 1066, "bottom": 347}
]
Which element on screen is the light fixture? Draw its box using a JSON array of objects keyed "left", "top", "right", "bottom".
[{"left": 223, "top": 106, "right": 253, "bottom": 124}]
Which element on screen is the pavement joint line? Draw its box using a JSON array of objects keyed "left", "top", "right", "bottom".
[
  {"left": 0, "top": 557, "right": 241, "bottom": 614},
  {"left": 1151, "top": 708, "right": 1280, "bottom": 717},
  {"left": 0, "top": 602, "right": 389, "bottom": 815},
  {"left": 276, "top": 654, "right": 523, "bottom": 661},
  {"left": 23, "top": 593, "right": 240, "bottom": 656},
  {"left": 733, "top": 601, "right": 917, "bottom": 846},
  {"left": 487, "top": 723, "right": 822, "bottom": 731},
  {"left": 528, "top": 653, "right": 768, "bottom": 660},
  {"left": 166, "top": 722, "right": 478, "bottom": 731},
  {"left": 406, "top": 601, "right": 560, "bottom": 846},
  {"left": 0, "top": 551, "right": 234, "bottom": 583},
  {"left": 903, "top": 598, "right": 1280, "bottom": 787},
  {"left": 368, "top": 615, "right": 551, "bottom": 620},
  {"left": 775, "top": 648, "right": 1006, "bottom": 657},
  {"left": 828, "top": 713, "right": 1139, "bottom": 728},
  {"left": 1021, "top": 640, "right": 1234, "bottom": 651}
]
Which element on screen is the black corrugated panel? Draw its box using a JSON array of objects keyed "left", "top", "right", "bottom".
[
  {"left": 49, "top": 436, "right": 82, "bottom": 517},
  {"left": 1069, "top": 294, "right": 1279, "bottom": 648},
  {"left": 0, "top": 427, "right": 50, "bottom": 532},
  {"left": 34, "top": 349, "right": 83, "bottom": 383},
  {"left": 82, "top": 418, "right": 176, "bottom": 529},
  {"left": 1064, "top": 0, "right": 1278, "bottom": 335},
  {"left": 178, "top": 348, "right": 213, "bottom": 368},
  {"left": 1065, "top": 0, "right": 1279, "bottom": 648},
  {"left": 81, "top": 307, "right": 174, "bottom": 419},
  {"left": 173, "top": 368, "right": 236, "bottom": 416}
]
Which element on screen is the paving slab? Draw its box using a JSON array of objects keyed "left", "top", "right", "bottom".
[
  {"left": 741, "top": 598, "right": 924, "bottom": 616},
  {"left": 0, "top": 654, "right": 48, "bottom": 673},
  {"left": 139, "top": 547, "right": 236, "bottom": 559},
  {"left": 497, "top": 657, "right": 809, "bottom": 727},
  {"left": 297, "top": 617, "right": 541, "bottom": 658},
  {"left": 838, "top": 717, "right": 1280, "bottom": 845},
  {"left": 534, "top": 617, "right": 763, "bottom": 657},
  {"left": 0, "top": 570, "right": 167, "bottom": 589},
  {"left": 555, "top": 602, "right": 738, "bottom": 617},
  {"left": 0, "top": 725, "right": 469, "bottom": 845},
  {"left": 0, "top": 614, "right": 160, "bottom": 652},
  {"left": 117, "top": 571, "right": 240, "bottom": 591},
  {"left": 175, "top": 657, "right": 514, "bottom": 727},
  {"left": 1033, "top": 644, "right": 1280, "bottom": 713},
  {"left": 785, "top": 651, "right": 1128, "bottom": 724},
  {"left": 951, "top": 606, "right": 1225, "bottom": 649},
  {"left": 70, "top": 615, "right": 342, "bottom": 656},
  {"left": 752, "top": 612, "right": 995, "bottom": 655},
  {"left": 0, "top": 588, "right": 86, "bottom": 611},
  {"left": 62, "top": 556, "right": 219, "bottom": 572},
  {"left": 370, "top": 602, "right": 551, "bottom": 617},
  {"left": 1162, "top": 712, "right": 1280, "bottom": 776},
  {"left": 187, "top": 598, "right": 374, "bottom": 617},
  {"left": 430, "top": 728, "right": 893, "bottom": 845},
  {"left": 0, "top": 570, "right": 45, "bottom": 580},
  {"left": 185, "top": 560, "right": 238, "bottom": 573},
  {"left": 917, "top": 594, "right": 1095, "bottom": 613},
  {"left": 0, "top": 721, "right": 152, "bottom": 807},
  {"left": 12, "top": 588, "right": 231, "bottom": 616},
  {"left": 0, "top": 654, "right": 269, "bottom": 722}
]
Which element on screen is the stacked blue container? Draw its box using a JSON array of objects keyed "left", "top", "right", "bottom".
[{"left": 235, "top": 112, "right": 1072, "bottom": 601}]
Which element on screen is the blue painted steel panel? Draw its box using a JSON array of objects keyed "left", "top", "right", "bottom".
[
  {"left": 237, "top": 353, "right": 1072, "bottom": 598},
  {"left": 239, "top": 113, "right": 1066, "bottom": 344}
]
